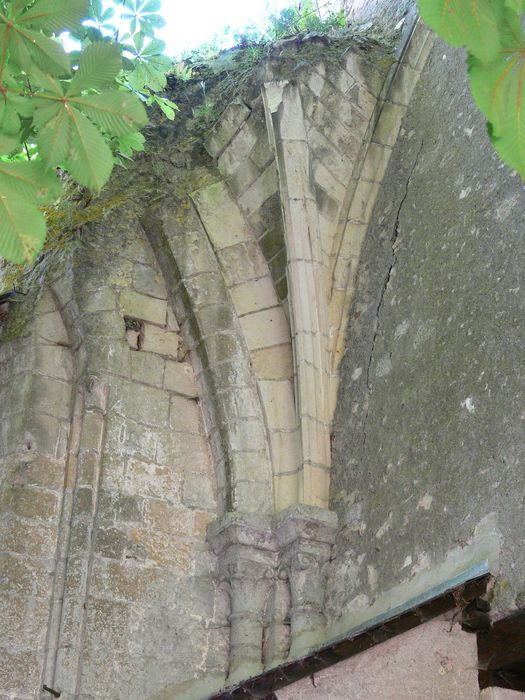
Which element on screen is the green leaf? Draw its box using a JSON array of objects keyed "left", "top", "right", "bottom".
[
  {"left": 33, "top": 100, "right": 62, "bottom": 129},
  {"left": 418, "top": 0, "right": 505, "bottom": 64},
  {"left": 469, "top": 11, "right": 525, "bottom": 176},
  {"left": 133, "top": 31, "right": 145, "bottom": 52},
  {"left": 10, "top": 0, "right": 34, "bottom": 15},
  {"left": 505, "top": 0, "right": 525, "bottom": 10},
  {"left": 469, "top": 10, "right": 525, "bottom": 124},
  {"left": 65, "top": 107, "right": 113, "bottom": 190},
  {"left": 127, "top": 58, "right": 167, "bottom": 92},
  {"left": 140, "top": 38, "right": 166, "bottom": 56},
  {"left": 28, "top": 65, "right": 65, "bottom": 95},
  {"left": 0, "top": 189, "right": 47, "bottom": 263},
  {"left": 149, "top": 94, "right": 177, "bottom": 120},
  {"left": 101, "top": 7, "right": 115, "bottom": 22},
  {"left": 489, "top": 95, "right": 525, "bottom": 177},
  {"left": 36, "top": 107, "right": 71, "bottom": 167},
  {"left": 0, "top": 131, "right": 20, "bottom": 155},
  {"left": 70, "top": 91, "right": 148, "bottom": 135},
  {"left": 117, "top": 130, "right": 145, "bottom": 156},
  {"left": 143, "top": 0, "right": 162, "bottom": 12},
  {"left": 0, "top": 100, "right": 21, "bottom": 135},
  {"left": 68, "top": 41, "right": 123, "bottom": 93},
  {"left": 80, "top": 26, "right": 105, "bottom": 43},
  {"left": 17, "top": 0, "right": 89, "bottom": 34},
  {"left": 8, "top": 93, "right": 34, "bottom": 119},
  {"left": 0, "top": 160, "right": 61, "bottom": 203},
  {"left": 89, "top": 0, "right": 104, "bottom": 17},
  {"left": 3, "top": 24, "right": 72, "bottom": 75}
]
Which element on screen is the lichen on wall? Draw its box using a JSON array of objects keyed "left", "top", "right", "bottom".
[{"left": 328, "top": 37, "right": 525, "bottom": 625}]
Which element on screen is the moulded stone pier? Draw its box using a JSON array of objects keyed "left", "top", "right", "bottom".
[
  {"left": 208, "top": 513, "right": 277, "bottom": 684},
  {"left": 263, "top": 568, "right": 292, "bottom": 669},
  {"left": 208, "top": 506, "right": 338, "bottom": 681},
  {"left": 276, "top": 505, "right": 338, "bottom": 657}
]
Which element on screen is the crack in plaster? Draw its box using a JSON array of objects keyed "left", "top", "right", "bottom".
[{"left": 363, "top": 139, "right": 423, "bottom": 448}]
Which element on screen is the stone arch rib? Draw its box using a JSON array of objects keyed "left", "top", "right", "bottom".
[
  {"left": 140, "top": 196, "right": 274, "bottom": 515},
  {"left": 190, "top": 177, "right": 300, "bottom": 513}
]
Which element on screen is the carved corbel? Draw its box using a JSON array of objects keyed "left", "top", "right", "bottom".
[
  {"left": 208, "top": 513, "right": 277, "bottom": 684},
  {"left": 275, "top": 504, "right": 338, "bottom": 658}
]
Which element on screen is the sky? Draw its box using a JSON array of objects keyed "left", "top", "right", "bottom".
[
  {"left": 94, "top": 0, "right": 295, "bottom": 57},
  {"left": 155, "top": 0, "right": 292, "bottom": 55}
]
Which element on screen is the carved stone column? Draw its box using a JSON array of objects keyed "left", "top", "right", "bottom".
[
  {"left": 208, "top": 513, "right": 277, "bottom": 684},
  {"left": 276, "top": 505, "right": 338, "bottom": 658},
  {"left": 263, "top": 567, "right": 291, "bottom": 669}
]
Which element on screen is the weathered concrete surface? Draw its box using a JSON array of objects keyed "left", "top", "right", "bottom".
[
  {"left": 277, "top": 619, "right": 479, "bottom": 699},
  {"left": 328, "top": 37, "right": 525, "bottom": 624}
]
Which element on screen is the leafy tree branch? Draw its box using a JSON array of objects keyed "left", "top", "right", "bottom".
[
  {"left": 418, "top": 0, "right": 525, "bottom": 178},
  {"left": 0, "top": 0, "right": 176, "bottom": 264}
]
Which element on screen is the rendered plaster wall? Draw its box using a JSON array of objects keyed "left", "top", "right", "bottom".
[
  {"left": 344, "top": 0, "right": 416, "bottom": 27},
  {"left": 328, "top": 37, "right": 525, "bottom": 628}
]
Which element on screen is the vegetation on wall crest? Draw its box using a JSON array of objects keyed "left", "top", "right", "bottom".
[
  {"left": 0, "top": 0, "right": 369, "bottom": 271},
  {"left": 2, "top": 0, "right": 523, "bottom": 272}
]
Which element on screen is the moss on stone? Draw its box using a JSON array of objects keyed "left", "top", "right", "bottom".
[{"left": 1, "top": 21, "right": 394, "bottom": 343}]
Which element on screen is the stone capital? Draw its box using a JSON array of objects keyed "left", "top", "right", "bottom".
[
  {"left": 274, "top": 503, "right": 338, "bottom": 550},
  {"left": 208, "top": 511, "right": 276, "bottom": 557},
  {"left": 274, "top": 504, "right": 338, "bottom": 659},
  {"left": 207, "top": 512, "right": 277, "bottom": 684}
]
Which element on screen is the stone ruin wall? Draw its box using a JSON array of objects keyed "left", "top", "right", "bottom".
[
  {"left": 327, "top": 34, "right": 525, "bottom": 634},
  {"left": 0, "top": 10, "right": 523, "bottom": 700}
]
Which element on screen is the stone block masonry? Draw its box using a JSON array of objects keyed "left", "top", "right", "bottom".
[{"left": 1, "top": 11, "right": 523, "bottom": 700}]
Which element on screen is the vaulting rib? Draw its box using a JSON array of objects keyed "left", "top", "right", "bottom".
[
  {"left": 262, "top": 80, "right": 332, "bottom": 508},
  {"left": 141, "top": 195, "right": 274, "bottom": 515}
]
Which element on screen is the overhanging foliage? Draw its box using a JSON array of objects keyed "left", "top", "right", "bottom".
[
  {"left": 418, "top": 0, "right": 525, "bottom": 179},
  {"left": 0, "top": 0, "right": 175, "bottom": 264}
]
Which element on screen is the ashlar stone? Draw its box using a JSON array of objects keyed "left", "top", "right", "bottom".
[
  {"left": 205, "top": 99, "right": 252, "bottom": 158},
  {"left": 109, "top": 380, "right": 170, "bottom": 428},
  {"left": 133, "top": 264, "right": 168, "bottom": 300},
  {"left": 163, "top": 361, "right": 198, "bottom": 398},
  {"left": 131, "top": 351, "right": 165, "bottom": 386},
  {"left": 170, "top": 395, "right": 201, "bottom": 434},
  {"left": 239, "top": 306, "right": 290, "bottom": 350},
  {"left": 192, "top": 181, "right": 251, "bottom": 250},
  {"left": 141, "top": 324, "right": 180, "bottom": 359},
  {"left": 120, "top": 289, "right": 167, "bottom": 326}
]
